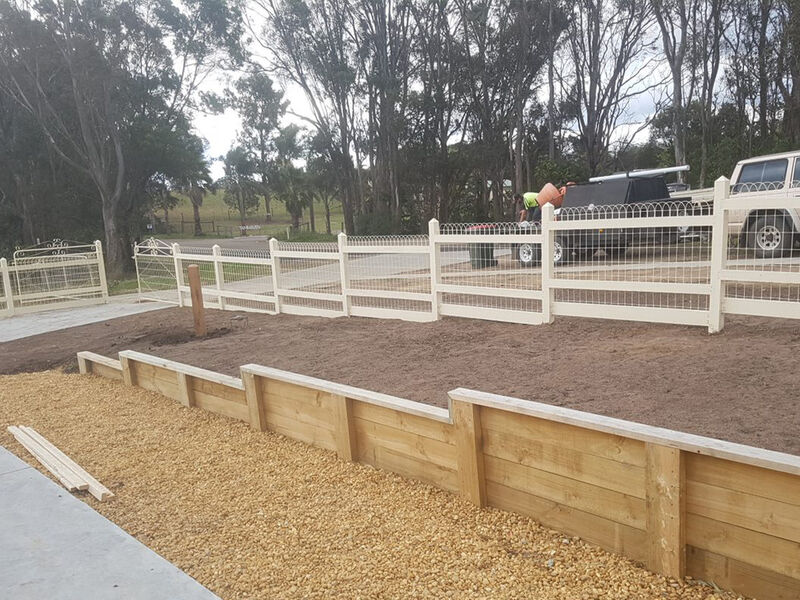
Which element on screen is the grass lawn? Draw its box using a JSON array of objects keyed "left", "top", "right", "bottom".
[{"left": 155, "top": 191, "right": 344, "bottom": 241}]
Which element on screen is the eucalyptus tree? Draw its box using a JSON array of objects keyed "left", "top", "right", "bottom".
[{"left": 0, "top": 0, "right": 244, "bottom": 274}]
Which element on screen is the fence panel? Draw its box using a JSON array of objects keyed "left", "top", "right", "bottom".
[
  {"left": 548, "top": 201, "right": 715, "bottom": 327},
  {"left": 1, "top": 240, "right": 108, "bottom": 316},
  {"left": 271, "top": 240, "right": 344, "bottom": 317},
  {"left": 432, "top": 220, "right": 545, "bottom": 325},
  {"left": 720, "top": 183, "right": 800, "bottom": 322},
  {"left": 342, "top": 234, "right": 435, "bottom": 322}
]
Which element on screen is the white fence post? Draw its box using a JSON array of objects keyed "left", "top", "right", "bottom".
[
  {"left": 708, "top": 176, "right": 730, "bottom": 333},
  {"left": 428, "top": 219, "right": 441, "bottom": 320},
  {"left": 540, "top": 203, "right": 555, "bottom": 324},
  {"left": 268, "top": 237, "right": 282, "bottom": 314},
  {"left": 172, "top": 242, "right": 184, "bottom": 307},
  {"left": 94, "top": 240, "right": 109, "bottom": 303},
  {"left": 338, "top": 232, "right": 351, "bottom": 316},
  {"left": 1, "top": 257, "right": 14, "bottom": 316},
  {"left": 212, "top": 244, "right": 225, "bottom": 310}
]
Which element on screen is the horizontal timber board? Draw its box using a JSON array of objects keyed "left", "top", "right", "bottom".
[
  {"left": 357, "top": 443, "right": 458, "bottom": 493},
  {"left": 687, "top": 479, "right": 800, "bottom": 544},
  {"left": 264, "top": 392, "right": 335, "bottom": 432},
  {"left": 131, "top": 365, "right": 179, "bottom": 399},
  {"left": 480, "top": 406, "right": 645, "bottom": 467},
  {"left": 192, "top": 391, "right": 250, "bottom": 422},
  {"left": 90, "top": 361, "right": 123, "bottom": 381},
  {"left": 261, "top": 378, "right": 331, "bottom": 409},
  {"left": 484, "top": 454, "right": 646, "bottom": 529},
  {"left": 265, "top": 412, "right": 337, "bottom": 452},
  {"left": 687, "top": 546, "right": 800, "bottom": 600},
  {"left": 119, "top": 351, "right": 243, "bottom": 389},
  {"left": 481, "top": 427, "right": 645, "bottom": 499},
  {"left": 352, "top": 417, "right": 457, "bottom": 470},
  {"left": 686, "top": 513, "right": 800, "bottom": 580},
  {"left": 351, "top": 401, "right": 454, "bottom": 445},
  {"left": 685, "top": 453, "right": 800, "bottom": 506},
  {"left": 486, "top": 480, "right": 647, "bottom": 562},
  {"left": 242, "top": 364, "right": 449, "bottom": 423},
  {"left": 191, "top": 378, "right": 246, "bottom": 405}
]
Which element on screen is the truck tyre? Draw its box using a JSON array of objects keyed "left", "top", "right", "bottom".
[
  {"left": 748, "top": 215, "right": 794, "bottom": 258},
  {"left": 516, "top": 242, "right": 540, "bottom": 267},
  {"left": 553, "top": 236, "right": 572, "bottom": 266}
]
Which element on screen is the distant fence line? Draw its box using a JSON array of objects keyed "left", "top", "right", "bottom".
[
  {"left": 78, "top": 349, "right": 800, "bottom": 600},
  {"left": 1, "top": 240, "right": 108, "bottom": 317},
  {"left": 134, "top": 176, "right": 800, "bottom": 332}
]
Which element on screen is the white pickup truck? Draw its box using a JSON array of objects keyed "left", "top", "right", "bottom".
[{"left": 674, "top": 151, "right": 800, "bottom": 257}]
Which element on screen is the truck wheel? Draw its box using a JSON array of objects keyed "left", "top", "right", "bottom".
[
  {"left": 516, "top": 242, "right": 540, "bottom": 267},
  {"left": 749, "top": 215, "right": 794, "bottom": 258},
  {"left": 553, "top": 236, "right": 572, "bottom": 265}
]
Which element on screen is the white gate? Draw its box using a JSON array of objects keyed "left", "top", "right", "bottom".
[
  {"left": 0, "top": 240, "right": 108, "bottom": 317},
  {"left": 133, "top": 238, "right": 180, "bottom": 304}
]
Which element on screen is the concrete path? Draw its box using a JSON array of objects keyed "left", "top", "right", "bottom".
[
  {"left": 0, "top": 447, "right": 219, "bottom": 600},
  {"left": 0, "top": 295, "right": 167, "bottom": 343}
]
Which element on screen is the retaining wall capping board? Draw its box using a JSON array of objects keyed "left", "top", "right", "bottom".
[
  {"left": 76, "top": 349, "right": 800, "bottom": 600},
  {"left": 118, "top": 351, "right": 244, "bottom": 390},
  {"left": 448, "top": 388, "right": 800, "bottom": 478},
  {"left": 239, "top": 364, "right": 451, "bottom": 423}
]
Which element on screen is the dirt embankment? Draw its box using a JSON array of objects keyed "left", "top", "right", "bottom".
[{"left": 2, "top": 307, "right": 798, "bottom": 454}]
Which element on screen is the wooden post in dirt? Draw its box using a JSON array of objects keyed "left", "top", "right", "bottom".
[{"left": 187, "top": 264, "right": 207, "bottom": 337}]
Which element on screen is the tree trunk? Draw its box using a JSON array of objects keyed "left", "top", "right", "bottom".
[
  {"left": 547, "top": 0, "right": 556, "bottom": 160},
  {"left": 238, "top": 191, "right": 247, "bottom": 236},
  {"left": 309, "top": 197, "right": 316, "bottom": 232},
  {"left": 324, "top": 198, "right": 332, "bottom": 234},
  {"left": 101, "top": 201, "right": 129, "bottom": 279},
  {"left": 193, "top": 202, "right": 202, "bottom": 236}
]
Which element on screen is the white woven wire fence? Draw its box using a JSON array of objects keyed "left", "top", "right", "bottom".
[
  {"left": 131, "top": 176, "right": 800, "bottom": 331},
  {"left": 720, "top": 178, "right": 800, "bottom": 319},
  {"left": 271, "top": 240, "right": 344, "bottom": 317},
  {"left": 343, "top": 234, "right": 434, "bottom": 321},
  {"left": 547, "top": 200, "right": 714, "bottom": 326},
  {"left": 1, "top": 240, "right": 108, "bottom": 316},
  {"left": 433, "top": 220, "right": 545, "bottom": 324}
]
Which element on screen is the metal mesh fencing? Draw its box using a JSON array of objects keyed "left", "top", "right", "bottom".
[
  {"left": 345, "top": 235, "right": 433, "bottom": 318},
  {"left": 722, "top": 202, "right": 800, "bottom": 309},
  {"left": 272, "top": 242, "right": 343, "bottom": 316},
  {"left": 550, "top": 202, "right": 712, "bottom": 312},
  {"left": 436, "top": 222, "right": 543, "bottom": 320}
]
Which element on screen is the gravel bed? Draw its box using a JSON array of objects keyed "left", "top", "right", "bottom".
[{"left": 0, "top": 372, "right": 743, "bottom": 599}]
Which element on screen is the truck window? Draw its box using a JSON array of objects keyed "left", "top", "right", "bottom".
[
  {"left": 793, "top": 159, "right": 800, "bottom": 188},
  {"left": 733, "top": 159, "right": 788, "bottom": 193}
]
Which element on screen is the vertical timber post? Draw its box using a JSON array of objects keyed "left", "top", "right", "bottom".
[
  {"left": 708, "top": 176, "right": 730, "bottom": 333},
  {"left": 331, "top": 393, "right": 357, "bottom": 462},
  {"left": 120, "top": 355, "right": 135, "bottom": 387},
  {"left": 187, "top": 264, "right": 207, "bottom": 337},
  {"left": 428, "top": 219, "right": 441, "bottom": 320},
  {"left": 172, "top": 242, "right": 184, "bottom": 307},
  {"left": 176, "top": 372, "right": 195, "bottom": 408},
  {"left": 338, "top": 232, "right": 351, "bottom": 316},
  {"left": 645, "top": 444, "right": 685, "bottom": 579},
  {"left": 540, "top": 203, "right": 555, "bottom": 324},
  {"left": 452, "top": 399, "right": 487, "bottom": 507},
  {"left": 242, "top": 371, "right": 266, "bottom": 431},
  {"left": 268, "top": 237, "right": 281, "bottom": 314},
  {"left": 212, "top": 245, "right": 226, "bottom": 310},
  {"left": 0, "top": 258, "right": 14, "bottom": 316},
  {"left": 94, "top": 240, "right": 109, "bottom": 303}
]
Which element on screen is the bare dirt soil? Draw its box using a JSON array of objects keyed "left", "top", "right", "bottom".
[
  {"left": 2, "top": 307, "right": 798, "bottom": 454},
  {"left": 0, "top": 372, "right": 739, "bottom": 600}
]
